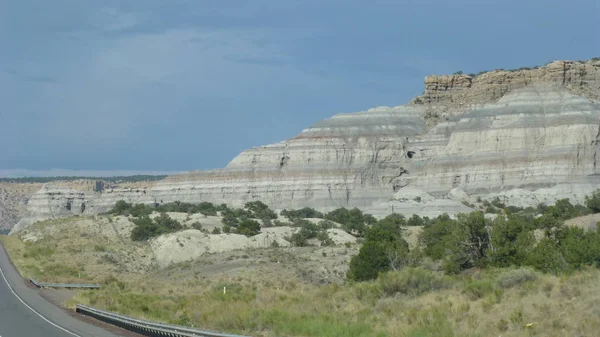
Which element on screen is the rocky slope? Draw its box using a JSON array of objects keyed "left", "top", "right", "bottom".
[{"left": 8, "top": 58, "right": 600, "bottom": 233}]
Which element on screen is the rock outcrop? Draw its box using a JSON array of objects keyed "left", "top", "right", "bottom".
[
  {"left": 0, "top": 183, "right": 43, "bottom": 231},
  {"left": 8, "top": 58, "right": 600, "bottom": 233}
]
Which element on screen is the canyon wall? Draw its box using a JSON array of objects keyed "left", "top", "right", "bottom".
[{"left": 8, "top": 59, "right": 600, "bottom": 232}]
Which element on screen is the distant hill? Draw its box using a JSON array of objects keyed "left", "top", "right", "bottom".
[{"left": 0, "top": 175, "right": 167, "bottom": 184}]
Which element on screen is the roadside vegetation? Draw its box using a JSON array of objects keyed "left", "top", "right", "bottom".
[{"left": 4, "top": 191, "right": 600, "bottom": 336}]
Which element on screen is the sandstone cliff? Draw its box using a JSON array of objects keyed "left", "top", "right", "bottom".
[{"left": 9, "top": 58, "right": 600, "bottom": 233}]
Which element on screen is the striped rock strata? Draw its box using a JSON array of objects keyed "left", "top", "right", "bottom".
[{"left": 10, "top": 59, "right": 600, "bottom": 232}]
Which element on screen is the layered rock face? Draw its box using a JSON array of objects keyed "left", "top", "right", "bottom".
[
  {"left": 0, "top": 183, "right": 43, "bottom": 230},
  {"left": 9, "top": 58, "right": 600, "bottom": 233}
]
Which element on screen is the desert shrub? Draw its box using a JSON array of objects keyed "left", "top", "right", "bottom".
[
  {"left": 281, "top": 207, "right": 324, "bottom": 220},
  {"left": 406, "top": 214, "right": 425, "bottom": 227},
  {"left": 235, "top": 219, "right": 261, "bottom": 237},
  {"left": 244, "top": 201, "right": 277, "bottom": 220},
  {"left": 318, "top": 220, "right": 335, "bottom": 229},
  {"left": 585, "top": 189, "right": 600, "bottom": 212},
  {"left": 316, "top": 231, "right": 334, "bottom": 246},
  {"left": 542, "top": 198, "right": 590, "bottom": 220},
  {"left": 288, "top": 220, "right": 321, "bottom": 247},
  {"left": 557, "top": 226, "right": 600, "bottom": 269},
  {"left": 110, "top": 200, "right": 133, "bottom": 215},
  {"left": 347, "top": 226, "right": 410, "bottom": 281},
  {"left": 378, "top": 268, "right": 449, "bottom": 297},
  {"left": 211, "top": 227, "right": 222, "bottom": 234},
  {"left": 261, "top": 218, "right": 274, "bottom": 227},
  {"left": 485, "top": 206, "right": 499, "bottom": 214},
  {"left": 129, "top": 203, "right": 153, "bottom": 217},
  {"left": 496, "top": 268, "right": 537, "bottom": 288},
  {"left": 273, "top": 220, "right": 290, "bottom": 227},
  {"left": 441, "top": 212, "right": 490, "bottom": 273},
  {"left": 487, "top": 214, "right": 536, "bottom": 267},
  {"left": 221, "top": 213, "right": 239, "bottom": 227},
  {"left": 130, "top": 213, "right": 182, "bottom": 241},
  {"left": 491, "top": 197, "right": 505, "bottom": 209},
  {"left": 325, "top": 207, "right": 375, "bottom": 237},
  {"left": 376, "top": 214, "right": 406, "bottom": 232},
  {"left": 420, "top": 214, "right": 456, "bottom": 260},
  {"left": 190, "top": 222, "right": 203, "bottom": 231},
  {"left": 526, "top": 238, "right": 568, "bottom": 274},
  {"left": 463, "top": 279, "right": 497, "bottom": 300}
]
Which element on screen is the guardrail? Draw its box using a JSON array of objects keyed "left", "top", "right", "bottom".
[
  {"left": 30, "top": 279, "right": 101, "bottom": 289},
  {"left": 76, "top": 304, "right": 251, "bottom": 337}
]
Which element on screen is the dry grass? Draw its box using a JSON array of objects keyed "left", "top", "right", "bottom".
[{"left": 4, "top": 217, "right": 600, "bottom": 337}]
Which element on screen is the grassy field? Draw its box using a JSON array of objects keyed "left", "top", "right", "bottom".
[{"left": 3, "top": 218, "right": 600, "bottom": 337}]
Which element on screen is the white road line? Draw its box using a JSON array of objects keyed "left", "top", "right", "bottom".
[{"left": 0, "top": 264, "right": 82, "bottom": 337}]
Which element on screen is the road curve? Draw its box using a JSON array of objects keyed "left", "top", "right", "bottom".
[{"left": 0, "top": 242, "right": 122, "bottom": 337}]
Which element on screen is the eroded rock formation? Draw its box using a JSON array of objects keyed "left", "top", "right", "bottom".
[{"left": 8, "top": 58, "right": 600, "bottom": 233}]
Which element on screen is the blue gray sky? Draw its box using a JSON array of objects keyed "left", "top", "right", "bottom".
[{"left": 1, "top": 0, "right": 599, "bottom": 177}]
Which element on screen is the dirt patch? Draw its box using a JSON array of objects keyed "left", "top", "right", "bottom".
[{"left": 564, "top": 213, "right": 600, "bottom": 229}]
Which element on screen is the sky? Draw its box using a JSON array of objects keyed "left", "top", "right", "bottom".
[{"left": 1, "top": 0, "right": 599, "bottom": 177}]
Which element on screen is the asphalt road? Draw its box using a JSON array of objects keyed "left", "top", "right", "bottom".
[{"left": 0, "top": 243, "right": 122, "bottom": 337}]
